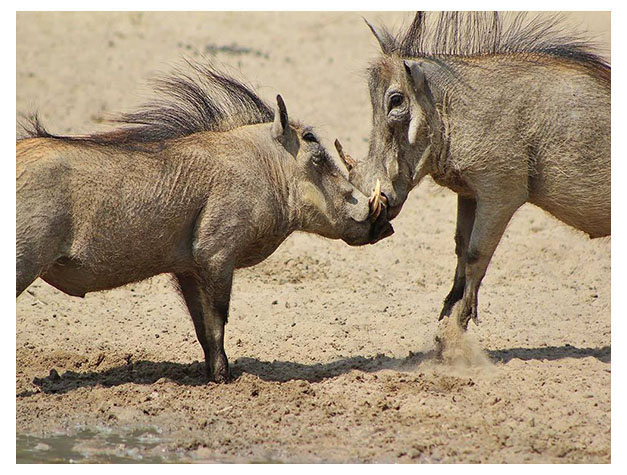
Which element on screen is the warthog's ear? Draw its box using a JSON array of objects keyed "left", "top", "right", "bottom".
[
  {"left": 271, "top": 94, "right": 289, "bottom": 141},
  {"left": 404, "top": 60, "right": 436, "bottom": 145},
  {"left": 364, "top": 18, "right": 396, "bottom": 54}
]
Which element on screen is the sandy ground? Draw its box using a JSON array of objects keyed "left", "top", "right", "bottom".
[{"left": 16, "top": 12, "right": 610, "bottom": 463}]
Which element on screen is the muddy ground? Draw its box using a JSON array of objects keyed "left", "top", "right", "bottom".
[{"left": 16, "top": 12, "right": 610, "bottom": 463}]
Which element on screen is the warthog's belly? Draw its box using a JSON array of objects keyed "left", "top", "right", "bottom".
[
  {"left": 41, "top": 256, "right": 169, "bottom": 297},
  {"left": 234, "top": 235, "right": 287, "bottom": 269},
  {"left": 430, "top": 169, "right": 472, "bottom": 197}
]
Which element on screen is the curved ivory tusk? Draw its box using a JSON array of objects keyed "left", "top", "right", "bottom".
[
  {"left": 380, "top": 193, "right": 388, "bottom": 208},
  {"left": 334, "top": 139, "right": 344, "bottom": 157},
  {"left": 334, "top": 139, "right": 356, "bottom": 171},
  {"left": 370, "top": 203, "right": 381, "bottom": 221},
  {"left": 369, "top": 179, "right": 382, "bottom": 221}
]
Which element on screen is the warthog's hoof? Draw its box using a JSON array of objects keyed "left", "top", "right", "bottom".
[
  {"left": 206, "top": 355, "right": 230, "bottom": 383},
  {"left": 439, "top": 299, "right": 479, "bottom": 331},
  {"left": 455, "top": 302, "right": 479, "bottom": 331},
  {"left": 207, "top": 367, "right": 231, "bottom": 384},
  {"left": 439, "top": 286, "right": 465, "bottom": 321},
  {"left": 210, "top": 371, "right": 231, "bottom": 384},
  {"left": 439, "top": 301, "right": 454, "bottom": 321}
]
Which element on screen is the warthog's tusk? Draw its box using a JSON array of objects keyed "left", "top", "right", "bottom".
[
  {"left": 334, "top": 139, "right": 356, "bottom": 171},
  {"left": 380, "top": 193, "right": 388, "bottom": 207},
  {"left": 334, "top": 139, "right": 343, "bottom": 156},
  {"left": 369, "top": 179, "right": 383, "bottom": 221}
]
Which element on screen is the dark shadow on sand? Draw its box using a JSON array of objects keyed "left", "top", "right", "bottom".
[
  {"left": 488, "top": 344, "right": 610, "bottom": 364},
  {"left": 20, "top": 344, "right": 609, "bottom": 396}
]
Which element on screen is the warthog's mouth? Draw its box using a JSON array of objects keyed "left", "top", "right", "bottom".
[
  {"left": 370, "top": 181, "right": 402, "bottom": 221},
  {"left": 334, "top": 139, "right": 393, "bottom": 244},
  {"left": 369, "top": 216, "right": 394, "bottom": 244}
]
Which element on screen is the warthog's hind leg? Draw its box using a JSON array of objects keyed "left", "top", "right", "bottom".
[
  {"left": 176, "top": 269, "right": 233, "bottom": 383},
  {"left": 16, "top": 203, "right": 70, "bottom": 297},
  {"left": 16, "top": 255, "right": 41, "bottom": 297},
  {"left": 439, "top": 195, "right": 476, "bottom": 319},
  {"left": 16, "top": 236, "right": 64, "bottom": 297},
  {"left": 454, "top": 196, "right": 524, "bottom": 329}
]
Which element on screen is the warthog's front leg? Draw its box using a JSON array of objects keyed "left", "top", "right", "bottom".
[
  {"left": 439, "top": 195, "right": 476, "bottom": 319},
  {"left": 454, "top": 197, "right": 523, "bottom": 329},
  {"left": 176, "top": 268, "right": 233, "bottom": 383}
]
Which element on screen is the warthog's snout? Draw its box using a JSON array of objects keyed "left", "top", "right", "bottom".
[{"left": 334, "top": 140, "right": 394, "bottom": 245}]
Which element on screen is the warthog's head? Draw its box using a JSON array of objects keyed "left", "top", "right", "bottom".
[
  {"left": 271, "top": 95, "right": 393, "bottom": 246},
  {"left": 349, "top": 21, "right": 443, "bottom": 220}
]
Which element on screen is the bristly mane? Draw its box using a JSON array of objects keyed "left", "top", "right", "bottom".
[
  {"left": 376, "top": 12, "right": 609, "bottom": 74},
  {"left": 20, "top": 60, "right": 274, "bottom": 146}
]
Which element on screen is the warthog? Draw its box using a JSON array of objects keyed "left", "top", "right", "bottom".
[
  {"left": 16, "top": 62, "right": 393, "bottom": 382},
  {"left": 349, "top": 12, "right": 610, "bottom": 328}
]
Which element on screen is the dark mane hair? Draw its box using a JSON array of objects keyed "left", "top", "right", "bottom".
[
  {"left": 20, "top": 60, "right": 274, "bottom": 146},
  {"left": 375, "top": 12, "right": 609, "bottom": 73}
]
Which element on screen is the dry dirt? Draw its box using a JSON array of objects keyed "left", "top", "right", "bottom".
[{"left": 16, "top": 12, "right": 611, "bottom": 463}]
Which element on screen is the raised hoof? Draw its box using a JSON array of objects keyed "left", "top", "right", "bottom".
[
  {"left": 457, "top": 306, "right": 479, "bottom": 331},
  {"left": 439, "top": 302, "right": 453, "bottom": 321},
  {"left": 439, "top": 288, "right": 464, "bottom": 321}
]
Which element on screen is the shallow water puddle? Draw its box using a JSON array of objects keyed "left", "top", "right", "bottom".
[{"left": 17, "top": 427, "right": 175, "bottom": 463}]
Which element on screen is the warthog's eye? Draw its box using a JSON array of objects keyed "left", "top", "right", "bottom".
[
  {"left": 388, "top": 93, "right": 404, "bottom": 111},
  {"left": 303, "top": 132, "right": 318, "bottom": 143}
]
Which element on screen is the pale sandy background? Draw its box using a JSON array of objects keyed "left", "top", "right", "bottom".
[{"left": 17, "top": 12, "right": 610, "bottom": 463}]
